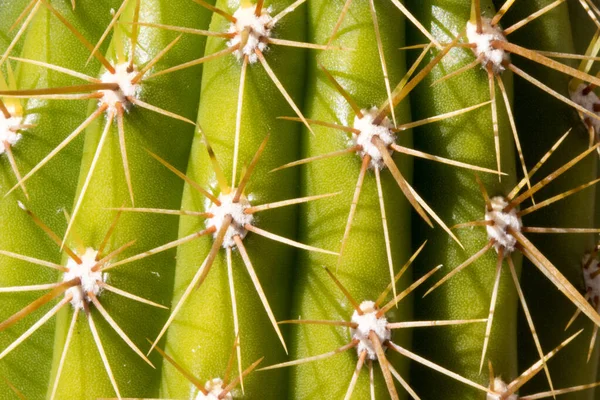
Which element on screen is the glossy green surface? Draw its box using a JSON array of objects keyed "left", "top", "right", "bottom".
[
  {"left": 502, "top": 0, "right": 600, "bottom": 397},
  {"left": 0, "top": 1, "right": 598, "bottom": 399},
  {"left": 159, "top": 1, "right": 306, "bottom": 398},
  {"left": 0, "top": 1, "right": 118, "bottom": 398},
  {"left": 407, "top": 1, "right": 519, "bottom": 399},
  {"left": 47, "top": 0, "right": 211, "bottom": 398},
  {"left": 288, "top": 0, "right": 412, "bottom": 398},
  {"left": 0, "top": 0, "right": 31, "bottom": 56}
]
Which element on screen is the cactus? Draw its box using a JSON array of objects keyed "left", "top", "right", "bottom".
[{"left": 0, "top": 0, "right": 599, "bottom": 399}]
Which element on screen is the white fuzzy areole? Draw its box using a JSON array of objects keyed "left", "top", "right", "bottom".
[
  {"left": 350, "top": 300, "right": 391, "bottom": 360},
  {"left": 206, "top": 191, "right": 254, "bottom": 248},
  {"left": 352, "top": 107, "right": 396, "bottom": 170},
  {"left": 0, "top": 106, "right": 23, "bottom": 155},
  {"left": 583, "top": 253, "right": 600, "bottom": 311},
  {"left": 487, "top": 377, "right": 518, "bottom": 400},
  {"left": 485, "top": 196, "right": 522, "bottom": 255},
  {"left": 195, "top": 378, "right": 232, "bottom": 400},
  {"left": 99, "top": 63, "right": 139, "bottom": 112},
  {"left": 63, "top": 247, "right": 105, "bottom": 309},
  {"left": 227, "top": 4, "right": 273, "bottom": 63},
  {"left": 570, "top": 83, "right": 600, "bottom": 134},
  {"left": 466, "top": 17, "right": 510, "bottom": 74}
]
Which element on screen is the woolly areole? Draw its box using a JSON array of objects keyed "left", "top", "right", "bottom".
[
  {"left": 353, "top": 107, "right": 396, "bottom": 170},
  {"left": 228, "top": 3, "right": 273, "bottom": 63},
  {"left": 0, "top": 110, "right": 23, "bottom": 155},
  {"left": 206, "top": 191, "right": 254, "bottom": 248},
  {"left": 99, "top": 63, "right": 139, "bottom": 112},
  {"left": 350, "top": 300, "right": 391, "bottom": 360},
  {"left": 195, "top": 378, "right": 232, "bottom": 400},
  {"left": 466, "top": 17, "right": 510, "bottom": 74},
  {"left": 485, "top": 196, "right": 522, "bottom": 255},
  {"left": 487, "top": 377, "right": 518, "bottom": 400},
  {"left": 583, "top": 252, "right": 600, "bottom": 311},
  {"left": 570, "top": 83, "right": 600, "bottom": 135},
  {"left": 63, "top": 247, "right": 105, "bottom": 309}
]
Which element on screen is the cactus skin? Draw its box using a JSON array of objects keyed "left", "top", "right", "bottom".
[
  {"left": 0, "top": 1, "right": 599, "bottom": 399},
  {"left": 502, "top": 1, "right": 600, "bottom": 398},
  {"left": 0, "top": 1, "right": 30, "bottom": 57},
  {"left": 43, "top": 0, "right": 213, "bottom": 398},
  {"left": 286, "top": 0, "right": 412, "bottom": 398},
  {"left": 158, "top": 1, "right": 306, "bottom": 398},
  {"left": 0, "top": 1, "right": 119, "bottom": 399},
  {"left": 407, "top": 1, "right": 520, "bottom": 399}
]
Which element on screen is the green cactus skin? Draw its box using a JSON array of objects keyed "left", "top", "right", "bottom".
[
  {"left": 0, "top": 0, "right": 32, "bottom": 59},
  {"left": 0, "top": 1, "right": 120, "bottom": 398},
  {"left": 499, "top": 1, "right": 600, "bottom": 398},
  {"left": 43, "top": 0, "right": 212, "bottom": 398},
  {"left": 567, "top": 0, "right": 599, "bottom": 62},
  {"left": 407, "top": 1, "right": 520, "bottom": 399},
  {"left": 0, "top": 1, "right": 599, "bottom": 399},
  {"left": 285, "top": 0, "right": 413, "bottom": 398},
  {"left": 158, "top": 1, "right": 307, "bottom": 398}
]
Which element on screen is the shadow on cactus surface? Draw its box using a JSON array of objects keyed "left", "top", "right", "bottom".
[{"left": 0, "top": 0, "right": 599, "bottom": 399}]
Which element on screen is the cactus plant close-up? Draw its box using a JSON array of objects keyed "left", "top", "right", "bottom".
[{"left": 0, "top": 0, "right": 600, "bottom": 399}]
